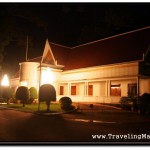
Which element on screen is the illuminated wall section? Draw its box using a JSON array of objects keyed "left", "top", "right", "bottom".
[{"left": 19, "top": 62, "right": 40, "bottom": 88}]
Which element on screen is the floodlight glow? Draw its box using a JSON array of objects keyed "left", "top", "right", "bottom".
[
  {"left": 41, "top": 67, "right": 54, "bottom": 85},
  {"left": 1, "top": 74, "right": 10, "bottom": 86},
  {"left": 20, "top": 81, "right": 27, "bottom": 86}
]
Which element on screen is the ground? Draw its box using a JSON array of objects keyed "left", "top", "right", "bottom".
[{"left": 0, "top": 103, "right": 150, "bottom": 145}]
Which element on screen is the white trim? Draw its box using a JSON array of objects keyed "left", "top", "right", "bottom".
[{"left": 59, "top": 76, "right": 138, "bottom": 84}]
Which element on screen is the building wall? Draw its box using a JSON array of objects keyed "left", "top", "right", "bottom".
[
  {"left": 60, "top": 62, "right": 138, "bottom": 82},
  {"left": 19, "top": 62, "right": 40, "bottom": 88},
  {"left": 10, "top": 60, "right": 150, "bottom": 104},
  {"left": 57, "top": 61, "right": 139, "bottom": 103},
  {"left": 10, "top": 78, "right": 19, "bottom": 88},
  {"left": 140, "top": 79, "right": 150, "bottom": 95}
]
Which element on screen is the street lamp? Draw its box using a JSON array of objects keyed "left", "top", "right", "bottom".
[
  {"left": 38, "top": 66, "right": 55, "bottom": 111},
  {"left": 1, "top": 74, "right": 10, "bottom": 104},
  {"left": 1, "top": 74, "right": 10, "bottom": 86},
  {"left": 41, "top": 67, "right": 54, "bottom": 85}
]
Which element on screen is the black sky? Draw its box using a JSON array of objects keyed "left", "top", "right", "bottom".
[{"left": 0, "top": 3, "right": 150, "bottom": 76}]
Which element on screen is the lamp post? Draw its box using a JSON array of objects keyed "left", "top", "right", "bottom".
[
  {"left": 38, "top": 62, "right": 42, "bottom": 112},
  {"left": 38, "top": 64, "right": 54, "bottom": 112}
]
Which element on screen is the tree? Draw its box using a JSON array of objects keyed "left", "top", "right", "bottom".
[
  {"left": 0, "top": 6, "right": 47, "bottom": 74},
  {"left": 29, "top": 87, "right": 38, "bottom": 101},
  {"left": 1, "top": 86, "right": 12, "bottom": 104},
  {"left": 39, "top": 84, "right": 56, "bottom": 111},
  {"left": 15, "top": 86, "right": 29, "bottom": 107}
]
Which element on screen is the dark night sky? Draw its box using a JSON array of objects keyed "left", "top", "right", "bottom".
[{"left": 0, "top": 3, "right": 150, "bottom": 76}]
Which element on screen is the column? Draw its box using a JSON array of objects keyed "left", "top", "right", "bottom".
[
  {"left": 67, "top": 82, "right": 71, "bottom": 96},
  {"left": 106, "top": 80, "right": 110, "bottom": 97},
  {"left": 137, "top": 76, "right": 140, "bottom": 97}
]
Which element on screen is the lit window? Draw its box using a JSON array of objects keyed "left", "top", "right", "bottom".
[
  {"left": 110, "top": 84, "right": 121, "bottom": 96},
  {"left": 88, "top": 85, "right": 93, "bottom": 96},
  {"left": 71, "top": 86, "right": 76, "bottom": 95},
  {"left": 60, "top": 86, "right": 64, "bottom": 95}
]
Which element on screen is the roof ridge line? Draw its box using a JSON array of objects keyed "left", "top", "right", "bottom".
[
  {"left": 72, "top": 26, "right": 150, "bottom": 49},
  {"left": 49, "top": 42, "right": 71, "bottom": 49},
  {"left": 29, "top": 56, "right": 42, "bottom": 60}
]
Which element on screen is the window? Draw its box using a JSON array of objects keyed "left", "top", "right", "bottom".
[
  {"left": 88, "top": 85, "right": 93, "bottom": 96},
  {"left": 110, "top": 84, "right": 121, "bottom": 96},
  {"left": 60, "top": 86, "right": 64, "bottom": 95},
  {"left": 71, "top": 86, "right": 76, "bottom": 95},
  {"left": 128, "top": 83, "right": 137, "bottom": 97}
]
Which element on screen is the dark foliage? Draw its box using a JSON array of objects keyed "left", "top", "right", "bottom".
[
  {"left": 39, "top": 84, "right": 56, "bottom": 111},
  {"left": 29, "top": 87, "right": 38, "bottom": 100},
  {"left": 59, "top": 96, "right": 73, "bottom": 110},
  {"left": 1, "top": 87, "right": 11, "bottom": 100},
  {"left": 120, "top": 96, "right": 137, "bottom": 111},
  {"left": 138, "top": 93, "right": 150, "bottom": 115},
  {"left": 15, "top": 86, "right": 29, "bottom": 107}
]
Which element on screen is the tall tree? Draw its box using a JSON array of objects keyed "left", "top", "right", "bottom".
[{"left": 0, "top": 5, "right": 47, "bottom": 75}]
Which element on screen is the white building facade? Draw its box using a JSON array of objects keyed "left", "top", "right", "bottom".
[{"left": 10, "top": 27, "right": 150, "bottom": 104}]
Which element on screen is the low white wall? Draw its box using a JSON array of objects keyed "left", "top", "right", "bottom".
[{"left": 57, "top": 95, "right": 121, "bottom": 104}]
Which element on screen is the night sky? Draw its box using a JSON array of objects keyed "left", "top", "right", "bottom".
[{"left": 0, "top": 3, "right": 150, "bottom": 76}]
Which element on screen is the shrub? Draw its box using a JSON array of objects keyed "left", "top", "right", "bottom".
[
  {"left": 138, "top": 93, "right": 150, "bottom": 115},
  {"left": 39, "top": 84, "right": 56, "bottom": 111},
  {"left": 59, "top": 97, "right": 73, "bottom": 110},
  {"left": 28, "top": 87, "right": 38, "bottom": 104},
  {"left": 1, "top": 87, "right": 11, "bottom": 103},
  {"left": 120, "top": 97, "right": 132, "bottom": 109},
  {"left": 120, "top": 96, "right": 137, "bottom": 110},
  {"left": 15, "top": 86, "right": 29, "bottom": 107}
]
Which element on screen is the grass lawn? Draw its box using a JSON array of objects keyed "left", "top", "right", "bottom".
[{"left": 2, "top": 102, "right": 62, "bottom": 113}]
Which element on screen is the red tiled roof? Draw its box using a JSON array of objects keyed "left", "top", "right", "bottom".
[
  {"left": 26, "top": 26, "right": 150, "bottom": 71},
  {"left": 64, "top": 26, "right": 150, "bottom": 70},
  {"left": 29, "top": 56, "right": 42, "bottom": 62},
  {"left": 49, "top": 43, "right": 70, "bottom": 66}
]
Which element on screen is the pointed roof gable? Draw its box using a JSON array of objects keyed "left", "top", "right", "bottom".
[{"left": 41, "top": 39, "right": 56, "bottom": 65}]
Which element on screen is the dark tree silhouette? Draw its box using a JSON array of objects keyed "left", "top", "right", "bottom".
[
  {"left": 39, "top": 84, "right": 56, "bottom": 111},
  {"left": 15, "top": 86, "right": 29, "bottom": 107}
]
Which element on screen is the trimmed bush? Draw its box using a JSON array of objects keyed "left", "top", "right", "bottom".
[
  {"left": 15, "top": 86, "right": 30, "bottom": 107},
  {"left": 39, "top": 84, "right": 56, "bottom": 111},
  {"left": 138, "top": 93, "right": 150, "bottom": 115},
  {"left": 29, "top": 87, "right": 38, "bottom": 104},
  {"left": 59, "top": 97, "right": 73, "bottom": 110},
  {"left": 120, "top": 96, "right": 137, "bottom": 110}
]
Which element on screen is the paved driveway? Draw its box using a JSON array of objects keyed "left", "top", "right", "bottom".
[{"left": 0, "top": 103, "right": 150, "bottom": 144}]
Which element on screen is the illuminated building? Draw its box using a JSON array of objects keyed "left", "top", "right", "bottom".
[{"left": 11, "top": 26, "right": 150, "bottom": 104}]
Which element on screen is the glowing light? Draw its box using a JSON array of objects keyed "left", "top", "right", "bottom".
[
  {"left": 20, "top": 81, "right": 27, "bottom": 86},
  {"left": 41, "top": 67, "right": 54, "bottom": 85},
  {"left": 1, "top": 74, "right": 10, "bottom": 86}
]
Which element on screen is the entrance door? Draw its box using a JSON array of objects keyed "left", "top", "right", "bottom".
[{"left": 128, "top": 83, "right": 137, "bottom": 97}]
